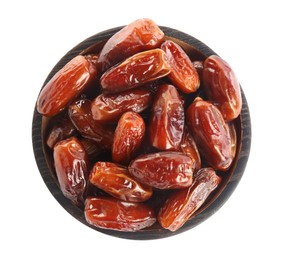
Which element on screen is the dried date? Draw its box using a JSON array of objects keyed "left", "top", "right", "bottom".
[
  {"left": 203, "top": 55, "right": 242, "bottom": 121},
  {"left": 84, "top": 197, "right": 156, "bottom": 231},
  {"left": 186, "top": 98, "right": 232, "bottom": 170},
  {"left": 161, "top": 40, "right": 200, "bottom": 93},
  {"left": 112, "top": 112, "right": 145, "bottom": 165},
  {"left": 128, "top": 152, "right": 195, "bottom": 189},
  {"left": 100, "top": 49, "right": 171, "bottom": 94},
  {"left": 53, "top": 137, "right": 88, "bottom": 205},
  {"left": 37, "top": 55, "right": 97, "bottom": 117},
  {"left": 91, "top": 88, "right": 152, "bottom": 123},
  {"left": 89, "top": 162, "right": 152, "bottom": 202},
  {"left": 97, "top": 18, "right": 164, "bottom": 72},
  {"left": 158, "top": 168, "right": 221, "bottom": 231},
  {"left": 149, "top": 84, "right": 184, "bottom": 150}
]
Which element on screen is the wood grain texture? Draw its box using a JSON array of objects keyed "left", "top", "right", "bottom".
[{"left": 32, "top": 26, "right": 251, "bottom": 240}]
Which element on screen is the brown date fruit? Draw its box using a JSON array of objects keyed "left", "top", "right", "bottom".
[
  {"left": 46, "top": 114, "right": 77, "bottom": 149},
  {"left": 91, "top": 88, "right": 152, "bottom": 123},
  {"left": 179, "top": 127, "right": 201, "bottom": 171},
  {"left": 161, "top": 40, "right": 200, "bottom": 94},
  {"left": 53, "top": 137, "right": 88, "bottom": 205},
  {"left": 89, "top": 162, "right": 152, "bottom": 202},
  {"left": 100, "top": 49, "right": 171, "bottom": 94},
  {"left": 84, "top": 197, "right": 156, "bottom": 231},
  {"left": 68, "top": 99, "right": 114, "bottom": 149},
  {"left": 97, "top": 18, "right": 165, "bottom": 72},
  {"left": 128, "top": 152, "right": 195, "bottom": 189},
  {"left": 158, "top": 167, "right": 221, "bottom": 231},
  {"left": 37, "top": 55, "right": 97, "bottom": 117},
  {"left": 203, "top": 55, "right": 242, "bottom": 121},
  {"left": 186, "top": 98, "right": 232, "bottom": 170},
  {"left": 112, "top": 112, "right": 145, "bottom": 165},
  {"left": 149, "top": 84, "right": 184, "bottom": 150}
]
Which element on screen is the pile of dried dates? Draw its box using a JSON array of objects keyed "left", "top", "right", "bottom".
[{"left": 37, "top": 18, "right": 242, "bottom": 232}]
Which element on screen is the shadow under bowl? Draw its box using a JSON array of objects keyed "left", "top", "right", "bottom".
[{"left": 32, "top": 26, "right": 251, "bottom": 240}]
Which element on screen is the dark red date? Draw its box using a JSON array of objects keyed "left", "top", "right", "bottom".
[
  {"left": 89, "top": 162, "right": 152, "bottom": 202},
  {"left": 91, "top": 88, "right": 152, "bottom": 123},
  {"left": 203, "top": 55, "right": 242, "bottom": 121},
  {"left": 100, "top": 49, "right": 171, "bottom": 94},
  {"left": 128, "top": 152, "right": 195, "bottom": 189},
  {"left": 186, "top": 98, "right": 232, "bottom": 170},
  {"left": 37, "top": 55, "right": 97, "bottom": 117},
  {"left": 84, "top": 197, "right": 156, "bottom": 231},
  {"left": 149, "top": 84, "right": 184, "bottom": 150},
  {"left": 112, "top": 112, "right": 145, "bottom": 165},
  {"left": 68, "top": 99, "right": 114, "bottom": 149},
  {"left": 97, "top": 18, "right": 165, "bottom": 72},
  {"left": 53, "top": 137, "right": 88, "bottom": 205},
  {"left": 161, "top": 40, "right": 200, "bottom": 93},
  {"left": 158, "top": 168, "right": 221, "bottom": 231}
]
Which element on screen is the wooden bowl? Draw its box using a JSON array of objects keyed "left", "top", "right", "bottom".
[{"left": 32, "top": 26, "right": 251, "bottom": 240}]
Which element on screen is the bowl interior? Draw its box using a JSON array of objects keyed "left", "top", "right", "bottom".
[{"left": 32, "top": 26, "right": 251, "bottom": 240}]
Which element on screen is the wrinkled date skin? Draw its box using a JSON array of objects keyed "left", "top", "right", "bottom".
[
  {"left": 179, "top": 128, "right": 201, "bottom": 171},
  {"left": 128, "top": 152, "right": 195, "bottom": 189},
  {"left": 203, "top": 55, "right": 242, "bottom": 121},
  {"left": 100, "top": 49, "right": 171, "bottom": 94},
  {"left": 68, "top": 99, "right": 114, "bottom": 149},
  {"left": 53, "top": 137, "right": 88, "bottom": 205},
  {"left": 91, "top": 88, "right": 152, "bottom": 123},
  {"left": 89, "top": 162, "right": 152, "bottom": 202},
  {"left": 186, "top": 99, "right": 232, "bottom": 170},
  {"left": 37, "top": 55, "right": 97, "bottom": 117},
  {"left": 46, "top": 114, "right": 77, "bottom": 149},
  {"left": 84, "top": 197, "right": 156, "bottom": 231},
  {"left": 161, "top": 40, "right": 200, "bottom": 94},
  {"left": 149, "top": 84, "right": 184, "bottom": 150},
  {"left": 158, "top": 168, "right": 221, "bottom": 231},
  {"left": 97, "top": 18, "right": 165, "bottom": 72},
  {"left": 112, "top": 112, "right": 145, "bottom": 165}
]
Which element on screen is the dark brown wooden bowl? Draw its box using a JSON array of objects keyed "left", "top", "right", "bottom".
[{"left": 32, "top": 26, "right": 251, "bottom": 240}]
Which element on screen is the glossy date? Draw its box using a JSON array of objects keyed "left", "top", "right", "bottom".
[
  {"left": 89, "top": 162, "right": 152, "bottom": 202},
  {"left": 37, "top": 55, "right": 97, "bottom": 117},
  {"left": 53, "top": 137, "right": 88, "bottom": 205},
  {"left": 91, "top": 88, "right": 152, "bottom": 123},
  {"left": 203, "top": 55, "right": 242, "bottom": 121},
  {"left": 100, "top": 49, "right": 171, "bottom": 94},
  {"left": 97, "top": 18, "right": 164, "bottom": 72},
  {"left": 186, "top": 98, "right": 232, "bottom": 170},
  {"left": 84, "top": 197, "right": 156, "bottom": 231},
  {"left": 158, "top": 167, "right": 221, "bottom": 231},
  {"left": 112, "top": 112, "right": 145, "bottom": 165},
  {"left": 149, "top": 84, "right": 184, "bottom": 150},
  {"left": 128, "top": 152, "right": 195, "bottom": 189},
  {"left": 161, "top": 40, "right": 200, "bottom": 93}
]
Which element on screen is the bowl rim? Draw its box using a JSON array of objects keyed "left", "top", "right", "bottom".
[{"left": 32, "top": 26, "right": 252, "bottom": 240}]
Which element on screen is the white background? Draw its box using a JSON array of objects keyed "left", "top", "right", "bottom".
[{"left": 1, "top": 0, "right": 282, "bottom": 259}]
